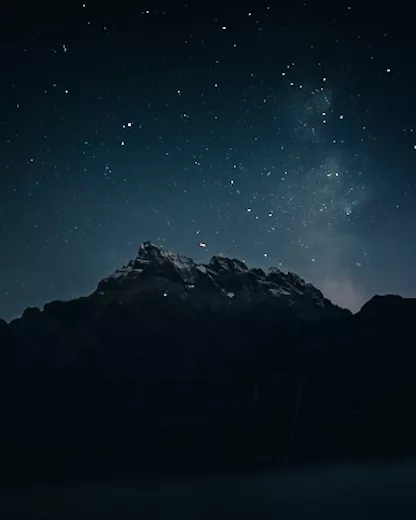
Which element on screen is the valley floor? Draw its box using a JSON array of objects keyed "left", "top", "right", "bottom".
[{"left": 1, "top": 459, "right": 416, "bottom": 519}]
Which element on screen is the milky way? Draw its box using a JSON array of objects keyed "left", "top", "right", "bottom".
[
  {"left": 1, "top": 3, "right": 416, "bottom": 320},
  {"left": 273, "top": 78, "right": 371, "bottom": 308}
]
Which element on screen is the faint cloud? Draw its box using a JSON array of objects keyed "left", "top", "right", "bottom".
[{"left": 320, "top": 275, "right": 367, "bottom": 312}]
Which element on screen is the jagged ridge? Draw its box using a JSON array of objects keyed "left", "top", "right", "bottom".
[
  {"left": 96, "top": 241, "right": 343, "bottom": 318},
  {"left": 0, "top": 240, "right": 415, "bottom": 485}
]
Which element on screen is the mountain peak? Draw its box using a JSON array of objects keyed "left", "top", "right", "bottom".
[
  {"left": 138, "top": 240, "right": 161, "bottom": 255},
  {"left": 208, "top": 254, "right": 248, "bottom": 273},
  {"left": 137, "top": 241, "right": 193, "bottom": 265},
  {"left": 95, "top": 240, "right": 348, "bottom": 318},
  {"left": 136, "top": 242, "right": 196, "bottom": 277},
  {"left": 1, "top": 244, "right": 415, "bottom": 481},
  {"left": 137, "top": 240, "right": 173, "bottom": 260}
]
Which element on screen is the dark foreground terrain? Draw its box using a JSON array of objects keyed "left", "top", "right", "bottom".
[
  {"left": 0, "top": 242, "right": 415, "bottom": 488},
  {"left": 1, "top": 461, "right": 416, "bottom": 519}
]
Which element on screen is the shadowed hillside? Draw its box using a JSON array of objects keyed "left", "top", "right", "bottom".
[{"left": 0, "top": 242, "right": 415, "bottom": 485}]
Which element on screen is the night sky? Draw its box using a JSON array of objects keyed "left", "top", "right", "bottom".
[{"left": 1, "top": 2, "right": 416, "bottom": 321}]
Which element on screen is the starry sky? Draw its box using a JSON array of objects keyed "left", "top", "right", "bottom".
[{"left": 1, "top": 2, "right": 416, "bottom": 321}]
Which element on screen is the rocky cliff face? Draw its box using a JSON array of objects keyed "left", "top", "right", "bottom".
[
  {"left": 95, "top": 241, "right": 345, "bottom": 318},
  {"left": 0, "top": 241, "right": 415, "bottom": 484}
]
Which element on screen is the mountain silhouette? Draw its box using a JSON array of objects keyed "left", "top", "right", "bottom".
[{"left": 0, "top": 241, "right": 415, "bottom": 485}]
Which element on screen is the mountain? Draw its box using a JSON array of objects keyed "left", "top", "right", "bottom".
[
  {"left": 95, "top": 241, "right": 346, "bottom": 317},
  {"left": 0, "top": 241, "right": 415, "bottom": 485}
]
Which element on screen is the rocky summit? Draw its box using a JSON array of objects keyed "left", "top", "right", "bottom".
[
  {"left": 95, "top": 241, "right": 346, "bottom": 318},
  {"left": 0, "top": 241, "right": 415, "bottom": 485}
]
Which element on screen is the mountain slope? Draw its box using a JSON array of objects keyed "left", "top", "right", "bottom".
[
  {"left": 94, "top": 241, "right": 346, "bottom": 318},
  {"left": 0, "top": 241, "right": 415, "bottom": 485}
]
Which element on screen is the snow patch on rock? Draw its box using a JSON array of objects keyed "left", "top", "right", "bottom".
[{"left": 269, "top": 288, "right": 291, "bottom": 298}]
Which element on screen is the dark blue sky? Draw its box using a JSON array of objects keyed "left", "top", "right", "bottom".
[{"left": 1, "top": 2, "right": 416, "bottom": 320}]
